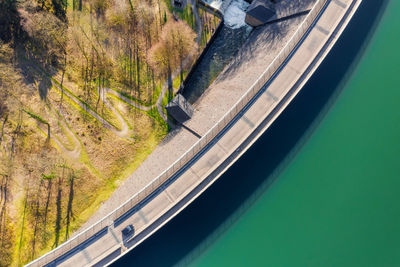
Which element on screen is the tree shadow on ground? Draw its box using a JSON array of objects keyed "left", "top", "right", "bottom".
[
  {"left": 274, "top": 0, "right": 317, "bottom": 17},
  {"left": 37, "top": 75, "right": 53, "bottom": 99},
  {"left": 113, "top": 0, "right": 389, "bottom": 265},
  {"left": 217, "top": 17, "right": 301, "bottom": 83},
  {"left": 14, "top": 50, "right": 57, "bottom": 100},
  {"left": 183, "top": 26, "right": 250, "bottom": 104}
]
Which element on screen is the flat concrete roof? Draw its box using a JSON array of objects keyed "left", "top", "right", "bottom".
[{"left": 246, "top": 0, "right": 276, "bottom": 26}]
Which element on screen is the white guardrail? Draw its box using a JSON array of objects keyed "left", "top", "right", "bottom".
[{"left": 28, "top": 0, "right": 328, "bottom": 266}]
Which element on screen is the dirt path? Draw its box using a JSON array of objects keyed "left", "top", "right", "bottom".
[
  {"left": 51, "top": 107, "right": 82, "bottom": 159},
  {"left": 24, "top": 61, "right": 133, "bottom": 140},
  {"left": 98, "top": 88, "right": 133, "bottom": 141},
  {"left": 34, "top": 103, "right": 82, "bottom": 160},
  {"left": 52, "top": 81, "right": 133, "bottom": 140},
  {"left": 105, "top": 54, "right": 197, "bottom": 124},
  {"left": 47, "top": 128, "right": 81, "bottom": 159},
  {"left": 105, "top": 89, "right": 152, "bottom": 111},
  {"left": 28, "top": 61, "right": 133, "bottom": 140}
]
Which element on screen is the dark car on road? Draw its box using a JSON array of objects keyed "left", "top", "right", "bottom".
[{"left": 122, "top": 224, "right": 134, "bottom": 237}]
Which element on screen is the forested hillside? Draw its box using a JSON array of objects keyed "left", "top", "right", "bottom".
[{"left": 0, "top": 0, "right": 219, "bottom": 265}]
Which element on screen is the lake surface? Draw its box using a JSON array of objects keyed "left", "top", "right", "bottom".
[{"left": 113, "top": 0, "right": 400, "bottom": 266}]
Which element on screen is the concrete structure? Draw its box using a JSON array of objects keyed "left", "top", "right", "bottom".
[
  {"left": 245, "top": 0, "right": 276, "bottom": 26},
  {"left": 165, "top": 94, "right": 194, "bottom": 123},
  {"left": 26, "top": 0, "right": 362, "bottom": 266}
]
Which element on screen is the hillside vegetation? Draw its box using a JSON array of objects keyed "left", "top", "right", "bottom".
[{"left": 0, "top": 0, "right": 219, "bottom": 265}]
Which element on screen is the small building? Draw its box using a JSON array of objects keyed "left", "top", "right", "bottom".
[
  {"left": 165, "top": 94, "right": 194, "bottom": 123},
  {"left": 245, "top": 0, "right": 276, "bottom": 27}
]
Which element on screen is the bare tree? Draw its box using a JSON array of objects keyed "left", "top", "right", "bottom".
[{"left": 149, "top": 20, "right": 197, "bottom": 96}]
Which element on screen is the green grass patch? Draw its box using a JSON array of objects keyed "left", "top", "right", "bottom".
[{"left": 22, "top": 109, "right": 49, "bottom": 126}]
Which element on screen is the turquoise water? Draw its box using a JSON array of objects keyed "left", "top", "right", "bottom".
[
  {"left": 190, "top": 0, "right": 400, "bottom": 266},
  {"left": 114, "top": 1, "right": 400, "bottom": 266}
]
